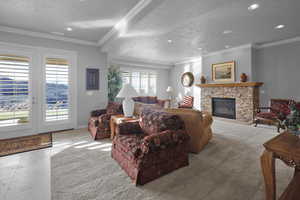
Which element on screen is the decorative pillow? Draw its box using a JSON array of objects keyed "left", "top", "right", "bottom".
[{"left": 180, "top": 96, "right": 194, "bottom": 107}]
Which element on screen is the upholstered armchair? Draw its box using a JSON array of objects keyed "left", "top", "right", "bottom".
[
  {"left": 178, "top": 96, "right": 194, "bottom": 109},
  {"left": 88, "top": 102, "right": 123, "bottom": 140},
  {"left": 254, "top": 99, "right": 291, "bottom": 132},
  {"left": 111, "top": 109, "right": 190, "bottom": 185}
]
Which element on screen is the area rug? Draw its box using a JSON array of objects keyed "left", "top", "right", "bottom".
[
  {"left": 0, "top": 133, "right": 52, "bottom": 157},
  {"left": 51, "top": 121, "right": 293, "bottom": 200}
]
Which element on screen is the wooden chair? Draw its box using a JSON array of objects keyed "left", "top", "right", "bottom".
[{"left": 254, "top": 99, "right": 290, "bottom": 132}]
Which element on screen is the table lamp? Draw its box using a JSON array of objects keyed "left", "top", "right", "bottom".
[{"left": 116, "top": 84, "right": 138, "bottom": 117}]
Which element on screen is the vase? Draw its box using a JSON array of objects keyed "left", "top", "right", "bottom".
[
  {"left": 240, "top": 73, "right": 248, "bottom": 82},
  {"left": 200, "top": 76, "right": 206, "bottom": 84}
]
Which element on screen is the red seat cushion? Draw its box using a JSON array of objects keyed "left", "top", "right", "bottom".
[{"left": 256, "top": 112, "right": 278, "bottom": 120}]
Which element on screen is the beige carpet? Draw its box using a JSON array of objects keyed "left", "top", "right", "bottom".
[{"left": 51, "top": 120, "right": 293, "bottom": 200}]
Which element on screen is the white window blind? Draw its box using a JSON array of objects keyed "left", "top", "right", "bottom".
[
  {"left": 45, "top": 58, "right": 69, "bottom": 122},
  {"left": 0, "top": 55, "right": 30, "bottom": 127},
  {"left": 121, "top": 70, "right": 157, "bottom": 95}
]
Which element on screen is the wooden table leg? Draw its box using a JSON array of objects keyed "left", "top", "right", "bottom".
[{"left": 261, "top": 150, "right": 276, "bottom": 200}]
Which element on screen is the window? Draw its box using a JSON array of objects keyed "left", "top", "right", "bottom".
[
  {"left": 0, "top": 55, "right": 30, "bottom": 127},
  {"left": 45, "top": 58, "right": 69, "bottom": 122},
  {"left": 121, "top": 70, "right": 157, "bottom": 95}
]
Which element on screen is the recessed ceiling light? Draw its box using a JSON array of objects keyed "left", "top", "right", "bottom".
[
  {"left": 248, "top": 3, "right": 259, "bottom": 11},
  {"left": 198, "top": 47, "right": 202, "bottom": 50},
  {"left": 274, "top": 24, "right": 285, "bottom": 29},
  {"left": 66, "top": 27, "right": 73, "bottom": 31},
  {"left": 51, "top": 32, "right": 65, "bottom": 36},
  {"left": 225, "top": 45, "right": 231, "bottom": 49},
  {"left": 167, "top": 39, "right": 173, "bottom": 43},
  {"left": 223, "top": 30, "right": 233, "bottom": 34}
]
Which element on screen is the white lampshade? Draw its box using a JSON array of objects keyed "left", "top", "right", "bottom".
[
  {"left": 166, "top": 86, "right": 173, "bottom": 93},
  {"left": 117, "top": 84, "right": 138, "bottom": 98}
]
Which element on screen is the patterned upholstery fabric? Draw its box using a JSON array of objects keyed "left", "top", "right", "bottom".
[
  {"left": 111, "top": 108, "right": 190, "bottom": 185},
  {"left": 255, "top": 99, "right": 292, "bottom": 132},
  {"left": 178, "top": 96, "right": 194, "bottom": 108},
  {"left": 133, "top": 96, "right": 168, "bottom": 108},
  {"left": 88, "top": 102, "right": 122, "bottom": 140},
  {"left": 256, "top": 112, "right": 278, "bottom": 120},
  {"left": 139, "top": 108, "right": 185, "bottom": 135}
]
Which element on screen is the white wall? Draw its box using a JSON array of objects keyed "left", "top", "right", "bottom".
[
  {"left": 255, "top": 41, "right": 300, "bottom": 106},
  {"left": 0, "top": 31, "right": 108, "bottom": 128},
  {"left": 170, "top": 60, "right": 202, "bottom": 110}
]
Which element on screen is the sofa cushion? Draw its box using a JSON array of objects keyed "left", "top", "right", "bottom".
[
  {"left": 256, "top": 112, "right": 278, "bottom": 120},
  {"left": 139, "top": 108, "right": 185, "bottom": 135}
]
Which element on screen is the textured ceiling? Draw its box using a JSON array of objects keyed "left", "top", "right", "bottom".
[
  {"left": 0, "top": 0, "right": 139, "bottom": 42},
  {"left": 103, "top": 0, "right": 300, "bottom": 63}
]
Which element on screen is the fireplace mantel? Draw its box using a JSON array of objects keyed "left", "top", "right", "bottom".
[{"left": 196, "top": 82, "right": 263, "bottom": 88}]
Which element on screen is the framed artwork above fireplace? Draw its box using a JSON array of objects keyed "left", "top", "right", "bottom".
[{"left": 212, "top": 61, "right": 235, "bottom": 82}]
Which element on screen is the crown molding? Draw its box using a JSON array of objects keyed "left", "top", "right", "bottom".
[
  {"left": 202, "top": 44, "right": 253, "bottom": 58},
  {"left": 0, "top": 25, "right": 99, "bottom": 46},
  {"left": 109, "top": 56, "right": 172, "bottom": 69},
  {"left": 97, "top": 0, "right": 152, "bottom": 46},
  {"left": 255, "top": 36, "right": 300, "bottom": 49},
  {"left": 172, "top": 44, "right": 253, "bottom": 65}
]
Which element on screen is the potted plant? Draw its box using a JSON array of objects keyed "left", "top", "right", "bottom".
[
  {"left": 284, "top": 101, "right": 300, "bottom": 137},
  {"left": 108, "top": 66, "right": 122, "bottom": 102}
]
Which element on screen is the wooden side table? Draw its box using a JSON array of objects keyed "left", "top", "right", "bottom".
[
  {"left": 109, "top": 115, "right": 139, "bottom": 140},
  {"left": 261, "top": 132, "right": 300, "bottom": 200}
]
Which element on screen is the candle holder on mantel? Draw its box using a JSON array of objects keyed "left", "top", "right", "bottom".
[
  {"left": 200, "top": 75, "right": 206, "bottom": 84},
  {"left": 240, "top": 73, "right": 248, "bottom": 82}
]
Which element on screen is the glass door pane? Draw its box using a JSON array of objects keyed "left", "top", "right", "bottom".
[
  {"left": 45, "top": 58, "right": 69, "bottom": 122},
  {"left": 0, "top": 55, "right": 31, "bottom": 127}
]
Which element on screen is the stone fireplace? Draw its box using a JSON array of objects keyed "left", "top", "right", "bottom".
[{"left": 197, "top": 82, "right": 263, "bottom": 122}]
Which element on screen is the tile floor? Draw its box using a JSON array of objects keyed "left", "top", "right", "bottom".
[{"left": 0, "top": 148, "right": 51, "bottom": 200}]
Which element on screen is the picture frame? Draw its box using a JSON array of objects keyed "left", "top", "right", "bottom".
[
  {"left": 212, "top": 61, "right": 235, "bottom": 82},
  {"left": 86, "top": 68, "right": 99, "bottom": 90},
  {"left": 181, "top": 72, "right": 194, "bottom": 87}
]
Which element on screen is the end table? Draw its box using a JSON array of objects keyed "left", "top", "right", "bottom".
[
  {"left": 110, "top": 115, "right": 139, "bottom": 140},
  {"left": 261, "top": 131, "right": 300, "bottom": 200}
]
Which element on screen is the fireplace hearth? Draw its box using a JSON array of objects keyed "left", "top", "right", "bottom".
[{"left": 212, "top": 98, "right": 236, "bottom": 119}]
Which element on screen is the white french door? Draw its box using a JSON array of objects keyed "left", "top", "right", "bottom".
[{"left": 0, "top": 43, "right": 77, "bottom": 139}]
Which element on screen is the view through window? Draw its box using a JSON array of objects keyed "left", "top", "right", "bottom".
[
  {"left": 121, "top": 70, "right": 157, "bottom": 95},
  {"left": 0, "top": 55, "right": 30, "bottom": 127},
  {"left": 45, "top": 58, "right": 69, "bottom": 122}
]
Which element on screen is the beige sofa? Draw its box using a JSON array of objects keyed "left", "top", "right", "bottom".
[{"left": 164, "top": 108, "right": 213, "bottom": 153}]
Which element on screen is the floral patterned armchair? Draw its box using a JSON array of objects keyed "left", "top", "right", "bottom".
[
  {"left": 111, "top": 108, "right": 190, "bottom": 185},
  {"left": 254, "top": 99, "right": 291, "bottom": 132},
  {"left": 88, "top": 102, "right": 122, "bottom": 140}
]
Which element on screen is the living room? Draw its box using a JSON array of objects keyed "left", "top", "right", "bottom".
[{"left": 0, "top": 0, "right": 300, "bottom": 200}]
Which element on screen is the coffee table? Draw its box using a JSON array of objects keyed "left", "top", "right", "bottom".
[{"left": 109, "top": 115, "right": 139, "bottom": 140}]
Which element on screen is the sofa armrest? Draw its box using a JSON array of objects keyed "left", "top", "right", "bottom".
[
  {"left": 98, "top": 113, "right": 113, "bottom": 124},
  {"left": 141, "top": 130, "right": 189, "bottom": 154},
  {"left": 91, "top": 109, "right": 107, "bottom": 117},
  {"left": 116, "top": 121, "right": 143, "bottom": 135}
]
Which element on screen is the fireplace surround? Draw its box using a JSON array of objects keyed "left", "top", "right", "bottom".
[{"left": 197, "top": 82, "right": 263, "bottom": 122}]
